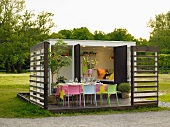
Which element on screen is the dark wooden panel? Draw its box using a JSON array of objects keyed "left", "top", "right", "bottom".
[
  {"left": 133, "top": 55, "right": 156, "bottom": 58},
  {"left": 74, "top": 44, "right": 81, "bottom": 82},
  {"left": 30, "top": 80, "right": 45, "bottom": 84},
  {"left": 30, "top": 84, "right": 44, "bottom": 89},
  {"left": 134, "top": 81, "right": 157, "bottom": 83},
  {"left": 30, "top": 53, "right": 44, "bottom": 57},
  {"left": 30, "top": 59, "right": 43, "bottom": 62},
  {"left": 30, "top": 94, "right": 44, "bottom": 101},
  {"left": 134, "top": 95, "right": 158, "bottom": 98},
  {"left": 44, "top": 41, "right": 49, "bottom": 109},
  {"left": 114, "top": 45, "right": 127, "bottom": 84},
  {"left": 134, "top": 76, "right": 157, "bottom": 78},
  {"left": 133, "top": 70, "right": 158, "bottom": 73},
  {"left": 134, "top": 85, "right": 157, "bottom": 88},
  {"left": 30, "top": 75, "right": 44, "bottom": 78},
  {"left": 30, "top": 90, "right": 44, "bottom": 95},
  {"left": 134, "top": 90, "right": 157, "bottom": 93},
  {"left": 30, "top": 70, "right": 44, "bottom": 72},
  {"left": 131, "top": 46, "right": 158, "bottom": 52}
]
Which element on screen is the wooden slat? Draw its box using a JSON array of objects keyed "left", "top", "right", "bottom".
[
  {"left": 30, "top": 100, "right": 44, "bottom": 108},
  {"left": 30, "top": 65, "right": 43, "bottom": 67},
  {"left": 134, "top": 60, "right": 157, "bottom": 63},
  {"left": 131, "top": 46, "right": 158, "bottom": 52},
  {"left": 30, "top": 94, "right": 44, "bottom": 101},
  {"left": 30, "top": 84, "right": 44, "bottom": 89},
  {"left": 133, "top": 100, "right": 158, "bottom": 104},
  {"left": 133, "top": 55, "right": 156, "bottom": 58},
  {"left": 30, "top": 59, "right": 43, "bottom": 62},
  {"left": 134, "top": 95, "right": 158, "bottom": 98},
  {"left": 133, "top": 70, "right": 158, "bottom": 73},
  {"left": 134, "top": 81, "right": 157, "bottom": 83},
  {"left": 30, "top": 80, "right": 45, "bottom": 84},
  {"left": 134, "top": 85, "right": 157, "bottom": 88},
  {"left": 30, "top": 70, "right": 44, "bottom": 72},
  {"left": 30, "top": 75, "right": 44, "bottom": 78},
  {"left": 30, "top": 53, "right": 44, "bottom": 57},
  {"left": 134, "top": 76, "right": 157, "bottom": 78},
  {"left": 134, "top": 65, "right": 157, "bottom": 68},
  {"left": 30, "top": 90, "right": 44, "bottom": 95},
  {"left": 134, "top": 90, "right": 157, "bottom": 93}
]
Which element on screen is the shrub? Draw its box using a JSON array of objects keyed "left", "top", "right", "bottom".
[{"left": 118, "top": 82, "right": 131, "bottom": 93}]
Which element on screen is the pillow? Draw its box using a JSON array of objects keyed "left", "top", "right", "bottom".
[
  {"left": 108, "top": 73, "right": 114, "bottom": 80},
  {"left": 97, "top": 69, "right": 106, "bottom": 79}
]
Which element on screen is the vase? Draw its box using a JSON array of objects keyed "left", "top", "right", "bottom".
[{"left": 88, "top": 69, "right": 93, "bottom": 77}]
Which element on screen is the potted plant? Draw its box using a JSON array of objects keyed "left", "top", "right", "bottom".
[
  {"left": 118, "top": 82, "right": 131, "bottom": 98},
  {"left": 82, "top": 55, "right": 98, "bottom": 77}
]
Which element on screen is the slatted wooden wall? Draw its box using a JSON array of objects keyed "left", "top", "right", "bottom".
[
  {"left": 131, "top": 46, "right": 158, "bottom": 106},
  {"left": 30, "top": 42, "right": 49, "bottom": 109}
]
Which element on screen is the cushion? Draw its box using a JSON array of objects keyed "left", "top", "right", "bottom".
[
  {"left": 108, "top": 73, "right": 114, "bottom": 80},
  {"left": 97, "top": 69, "right": 106, "bottom": 79}
]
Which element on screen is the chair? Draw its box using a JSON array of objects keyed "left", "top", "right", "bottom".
[
  {"left": 67, "top": 85, "right": 82, "bottom": 107},
  {"left": 100, "top": 84, "right": 119, "bottom": 106},
  {"left": 83, "top": 85, "right": 97, "bottom": 107},
  {"left": 107, "top": 84, "right": 119, "bottom": 106}
]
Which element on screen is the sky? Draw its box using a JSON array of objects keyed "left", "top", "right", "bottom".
[{"left": 25, "top": 0, "right": 170, "bottom": 40}]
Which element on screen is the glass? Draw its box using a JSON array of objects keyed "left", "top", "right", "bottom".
[
  {"left": 69, "top": 79, "right": 73, "bottom": 83},
  {"left": 75, "top": 78, "right": 78, "bottom": 83}
]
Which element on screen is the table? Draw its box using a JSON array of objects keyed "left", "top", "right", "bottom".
[{"left": 56, "top": 83, "right": 108, "bottom": 100}]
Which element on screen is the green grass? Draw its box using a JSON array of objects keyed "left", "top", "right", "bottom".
[
  {"left": 0, "top": 73, "right": 53, "bottom": 118},
  {"left": 0, "top": 73, "right": 170, "bottom": 118}
]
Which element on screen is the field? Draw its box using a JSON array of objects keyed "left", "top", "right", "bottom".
[{"left": 0, "top": 73, "right": 169, "bottom": 118}]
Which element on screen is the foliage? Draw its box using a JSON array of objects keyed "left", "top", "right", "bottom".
[
  {"left": 56, "top": 76, "right": 67, "bottom": 84},
  {"left": 107, "top": 28, "right": 134, "bottom": 41},
  {"left": 148, "top": 11, "right": 170, "bottom": 54},
  {"left": 0, "top": 0, "right": 55, "bottom": 73},
  {"left": 71, "top": 27, "right": 94, "bottom": 40},
  {"left": 58, "top": 29, "right": 72, "bottom": 39},
  {"left": 93, "top": 30, "right": 108, "bottom": 40},
  {"left": 83, "top": 56, "right": 98, "bottom": 69},
  {"left": 158, "top": 54, "right": 170, "bottom": 73},
  {"left": 118, "top": 82, "right": 131, "bottom": 93},
  {"left": 48, "top": 40, "right": 71, "bottom": 85}
]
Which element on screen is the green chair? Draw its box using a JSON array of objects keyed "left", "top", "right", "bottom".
[
  {"left": 107, "top": 84, "right": 119, "bottom": 106},
  {"left": 100, "top": 84, "right": 119, "bottom": 106}
]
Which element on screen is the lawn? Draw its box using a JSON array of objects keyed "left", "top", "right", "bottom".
[
  {"left": 0, "top": 73, "right": 169, "bottom": 118},
  {"left": 0, "top": 73, "right": 53, "bottom": 118}
]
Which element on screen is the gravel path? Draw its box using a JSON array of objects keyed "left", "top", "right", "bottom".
[{"left": 0, "top": 111, "right": 170, "bottom": 127}]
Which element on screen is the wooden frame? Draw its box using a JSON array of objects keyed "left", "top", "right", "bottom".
[
  {"left": 29, "top": 41, "right": 49, "bottom": 109},
  {"left": 131, "top": 46, "right": 158, "bottom": 106}
]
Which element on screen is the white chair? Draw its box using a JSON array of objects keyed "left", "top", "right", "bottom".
[{"left": 83, "top": 85, "right": 97, "bottom": 107}]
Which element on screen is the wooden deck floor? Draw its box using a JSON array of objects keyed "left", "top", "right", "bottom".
[{"left": 48, "top": 96, "right": 132, "bottom": 113}]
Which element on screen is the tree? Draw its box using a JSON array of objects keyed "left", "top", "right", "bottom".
[
  {"left": 148, "top": 11, "right": 170, "bottom": 53},
  {"left": 93, "top": 30, "right": 107, "bottom": 40},
  {"left": 0, "top": 0, "right": 56, "bottom": 73},
  {"left": 0, "top": 0, "right": 25, "bottom": 72},
  {"left": 107, "top": 28, "right": 134, "bottom": 41},
  {"left": 71, "top": 27, "right": 93, "bottom": 40},
  {"left": 58, "top": 29, "right": 72, "bottom": 39},
  {"left": 158, "top": 54, "right": 170, "bottom": 74},
  {"left": 134, "top": 38, "right": 149, "bottom": 46}
]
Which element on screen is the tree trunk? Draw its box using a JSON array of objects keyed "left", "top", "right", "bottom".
[
  {"left": 16, "top": 62, "right": 22, "bottom": 73},
  {"left": 5, "top": 61, "right": 10, "bottom": 73},
  {"left": 10, "top": 64, "right": 15, "bottom": 73}
]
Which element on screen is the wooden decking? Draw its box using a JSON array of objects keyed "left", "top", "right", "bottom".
[{"left": 48, "top": 95, "right": 132, "bottom": 113}]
